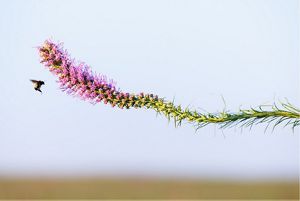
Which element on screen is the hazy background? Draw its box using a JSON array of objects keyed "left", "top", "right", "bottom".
[{"left": 0, "top": 0, "right": 299, "bottom": 182}]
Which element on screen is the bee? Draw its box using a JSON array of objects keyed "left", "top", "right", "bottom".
[{"left": 30, "top": 79, "right": 45, "bottom": 93}]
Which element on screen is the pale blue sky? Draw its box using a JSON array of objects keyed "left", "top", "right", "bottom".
[{"left": 0, "top": 0, "right": 299, "bottom": 180}]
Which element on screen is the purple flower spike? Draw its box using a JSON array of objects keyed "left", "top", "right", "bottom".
[{"left": 38, "top": 39, "right": 117, "bottom": 104}]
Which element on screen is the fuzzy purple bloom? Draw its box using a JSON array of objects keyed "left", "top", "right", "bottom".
[{"left": 38, "top": 39, "right": 118, "bottom": 104}]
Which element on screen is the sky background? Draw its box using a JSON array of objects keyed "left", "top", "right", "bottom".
[{"left": 0, "top": 0, "right": 299, "bottom": 180}]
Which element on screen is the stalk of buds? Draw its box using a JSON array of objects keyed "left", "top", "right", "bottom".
[
  {"left": 38, "top": 40, "right": 161, "bottom": 109},
  {"left": 38, "top": 39, "right": 300, "bottom": 130}
]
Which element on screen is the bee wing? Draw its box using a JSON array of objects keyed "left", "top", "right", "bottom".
[{"left": 30, "top": 79, "right": 38, "bottom": 83}]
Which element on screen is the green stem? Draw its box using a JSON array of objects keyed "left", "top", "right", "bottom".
[{"left": 143, "top": 98, "right": 300, "bottom": 130}]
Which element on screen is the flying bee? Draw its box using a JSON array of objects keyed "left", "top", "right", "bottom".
[{"left": 30, "top": 79, "right": 45, "bottom": 93}]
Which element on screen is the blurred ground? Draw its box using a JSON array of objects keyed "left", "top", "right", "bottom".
[{"left": 0, "top": 177, "right": 298, "bottom": 199}]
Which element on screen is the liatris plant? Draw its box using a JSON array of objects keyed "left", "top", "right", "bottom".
[{"left": 38, "top": 39, "right": 300, "bottom": 130}]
